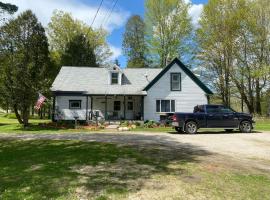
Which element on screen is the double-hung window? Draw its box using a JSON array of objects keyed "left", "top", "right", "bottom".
[
  {"left": 171, "top": 73, "right": 181, "bottom": 91},
  {"left": 156, "top": 100, "right": 175, "bottom": 113},
  {"left": 111, "top": 72, "right": 118, "bottom": 84},
  {"left": 69, "top": 100, "right": 81, "bottom": 109},
  {"left": 114, "top": 101, "right": 121, "bottom": 111}
]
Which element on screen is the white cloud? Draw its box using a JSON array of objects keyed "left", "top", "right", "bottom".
[
  {"left": 109, "top": 44, "right": 122, "bottom": 60},
  {"left": 3, "top": 0, "right": 130, "bottom": 32},
  {"left": 188, "top": 3, "right": 203, "bottom": 28},
  {"left": 183, "top": 0, "right": 204, "bottom": 28},
  {"left": 3, "top": 0, "right": 129, "bottom": 60}
]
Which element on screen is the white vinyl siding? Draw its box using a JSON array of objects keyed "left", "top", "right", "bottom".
[
  {"left": 144, "top": 63, "right": 208, "bottom": 121},
  {"left": 55, "top": 96, "right": 89, "bottom": 120}
]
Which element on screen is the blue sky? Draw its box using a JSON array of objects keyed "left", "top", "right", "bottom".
[
  {"left": 5, "top": 0, "right": 208, "bottom": 67},
  {"left": 106, "top": 0, "right": 208, "bottom": 66}
]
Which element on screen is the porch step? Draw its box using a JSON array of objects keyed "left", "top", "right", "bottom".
[{"left": 106, "top": 124, "right": 119, "bottom": 129}]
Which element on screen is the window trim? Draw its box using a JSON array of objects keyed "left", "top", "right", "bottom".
[
  {"left": 156, "top": 99, "right": 175, "bottom": 113},
  {"left": 111, "top": 72, "right": 119, "bottom": 85},
  {"left": 69, "top": 100, "right": 81, "bottom": 109},
  {"left": 170, "top": 73, "right": 181, "bottom": 91}
]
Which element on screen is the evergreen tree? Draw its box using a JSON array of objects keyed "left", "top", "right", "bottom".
[
  {"left": 0, "top": 1, "right": 18, "bottom": 21},
  {"left": 122, "top": 15, "right": 148, "bottom": 68},
  {"left": 48, "top": 10, "right": 112, "bottom": 66},
  {"left": 61, "top": 34, "right": 98, "bottom": 67},
  {"left": 0, "top": 10, "right": 50, "bottom": 126}
]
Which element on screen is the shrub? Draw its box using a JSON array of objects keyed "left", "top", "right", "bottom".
[
  {"left": 135, "top": 121, "right": 141, "bottom": 126},
  {"left": 144, "top": 120, "right": 157, "bottom": 128},
  {"left": 120, "top": 120, "right": 129, "bottom": 127}
]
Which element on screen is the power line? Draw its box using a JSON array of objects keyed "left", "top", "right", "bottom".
[
  {"left": 90, "top": 0, "right": 104, "bottom": 27},
  {"left": 101, "top": 0, "right": 116, "bottom": 26},
  {"left": 102, "top": 0, "right": 118, "bottom": 27}
]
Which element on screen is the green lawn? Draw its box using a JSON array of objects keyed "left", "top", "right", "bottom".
[
  {"left": 0, "top": 139, "right": 270, "bottom": 199},
  {"left": 0, "top": 114, "right": 80, "bottom": 134},
  {"left": 254, "top": 118, "right": 270, "bottom": 131},
  {"left": 0, "top": 114, "right": 269, "bottom": 133}
]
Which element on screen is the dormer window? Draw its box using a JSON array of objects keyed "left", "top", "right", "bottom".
[{"left": 111, "top": 72, "right": 118, "bottom": 84}]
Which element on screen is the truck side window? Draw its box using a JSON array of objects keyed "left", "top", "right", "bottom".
[
  {"left": 220, "top": 106, "right": 234, "bottom": 113},
  {"left": 207, "top": 105, "right": 220, "bottom": 113}
]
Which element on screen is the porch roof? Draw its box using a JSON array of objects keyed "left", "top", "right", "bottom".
[{"left": 51, "top": 67, "right": 161, "bottom": 95}]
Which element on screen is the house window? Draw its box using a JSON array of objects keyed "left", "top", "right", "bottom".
[
  {"left": 127, "top": 102, "right": 133, "bottom": 110},
  {"left": 111, "top": 72, "right": 118, "bottom": 84},
  {"left": 156, "top": 100, "right": 175, "bottom": 113},
  {"left": 69, "top": 100, "right": 81, "bottom": 109},
  {"left": 171, "top": 73, "right": 181, "bottom": 91},
  {"left": 114, "top": 101, "right": 121, "bottom": 111}
]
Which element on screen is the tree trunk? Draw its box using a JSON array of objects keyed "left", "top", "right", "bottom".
[
  {"left": 32, "top": 105, "right": 35, "bottom": 116},
  {"left": 48, "top": 106, "right": 51, "bottom": 119},
  {"left": 255, "top": 79, "right": 261, "bottom": 115},
  {"left": 13, "top": 104, "right": 23, "bottom": 124},
  {"left": 22, "top": 106, "right": 29, "bottom": 127}
]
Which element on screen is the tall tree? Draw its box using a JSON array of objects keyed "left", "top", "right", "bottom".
[
  {"left": 145, "top": 0, "right": 192, "bottom": 67},
  {"left": 61, "top": 34, "right": 98, "bottom": 67},
  {"left": 0, "top": 10, "right": 50, "bottom": 126},
  {"left": 197, "top": 0, "right": 270, "bottom": 113},
  {"left": 123, "top": 15, "right": 148, "bottom": 68},
  {"left": 0, "top": 1, "right": 18, "bottom": 22},
  {"left": 197, "top": 0, "right": 243, "bottom": 107},
  {"left": 47, "top": 10, "right": 112, "bottom": 66}
]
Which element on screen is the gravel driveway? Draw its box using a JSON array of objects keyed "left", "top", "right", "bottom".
[{"left": 1, "top": 131, "right": 270, "bottom": 160}]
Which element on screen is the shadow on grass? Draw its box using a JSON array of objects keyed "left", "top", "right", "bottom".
[
  {"left": 0, "top": 123, "right": 9, "bottom": 126},
  {"left": 0, "top": 135, "right": 211, "bottom": 199},
  {"left": 13, "top": 124, "right": 68, "bottom": 132}
]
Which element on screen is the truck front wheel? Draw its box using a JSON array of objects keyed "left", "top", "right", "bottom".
[
  {"left": 185, "top": 121, "right": 198, "bottom": 134},
  {"left": 239, "top": 121, "right": 252, "bottom": 133}
]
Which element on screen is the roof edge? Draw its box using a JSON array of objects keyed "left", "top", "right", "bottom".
[{"left": 143, "top": 58, "right": 213, "bottom": 95}]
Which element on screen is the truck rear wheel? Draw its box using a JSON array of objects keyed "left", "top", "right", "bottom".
[{"left": 185, "top": 121, "right": 198, "bottom": 134}]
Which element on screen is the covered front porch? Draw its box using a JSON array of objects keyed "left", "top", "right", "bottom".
[{"left": 87, "top": 95, "right": 144, "bottom": 121}]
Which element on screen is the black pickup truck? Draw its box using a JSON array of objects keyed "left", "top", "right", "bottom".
[{"left": 172, "top": 104, "right": 255, "bottom": 134}]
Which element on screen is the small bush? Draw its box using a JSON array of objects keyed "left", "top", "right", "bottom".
[
  {"left": 144, "top": 120, "right": 157, "bottom": 128},
  {"left": 120, "top": 121, "right": 129, "bottom": 127},
  {"left": 135, "top": 121, "right": 141, "bottom": 126}
]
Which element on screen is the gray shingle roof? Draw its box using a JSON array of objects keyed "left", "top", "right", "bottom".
[{"left": 51, "top": 67, "right": 162, "bottom": 95}]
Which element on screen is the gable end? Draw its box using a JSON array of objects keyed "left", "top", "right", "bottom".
[{"left": 143, "top": 58, "right": 213, "bottom": 95}]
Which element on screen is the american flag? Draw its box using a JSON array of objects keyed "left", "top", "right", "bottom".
[{"left": 34, "top": 93, "right": 46, "bottom": 110}]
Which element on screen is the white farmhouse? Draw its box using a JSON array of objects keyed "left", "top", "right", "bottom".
[{"left": 51, "top": 58, "right": 213, "bottom": 121}]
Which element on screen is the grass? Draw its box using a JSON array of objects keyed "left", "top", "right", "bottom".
[
  {"left": 254, "top": 117, "right": 270, "bottom": 131},
  {"left": 0, "top": 114, "right": 85, "bottom": 134},
  {"left": 0, "top": 139, "right": 270, "bottom": 199},
  {"left": 0, "top": 113, "right": 269, "bottom": 134}
]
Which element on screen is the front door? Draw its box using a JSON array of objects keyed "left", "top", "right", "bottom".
[
  {"left": 113, "top": 101, "right": 121, "bottom": 119},
  {"left": 126, "top": 101, "right": 134, "bottom": 120}
]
